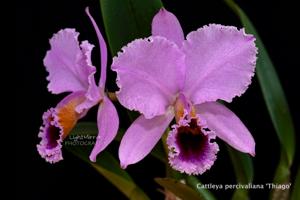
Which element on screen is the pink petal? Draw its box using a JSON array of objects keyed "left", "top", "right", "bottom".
[
  {"left": 89, "top": 96, "right": 119, "bottom": 162},
  {"left": 85, "top": 7, "right": 108, "bottom": 88},
  {"left": 112, "top": 36, "right": 185, "bottom": 119},
  {"left": 44, "top": 29, "right": 97, "bottom": 94},
  {"left": 182, "top": 24, "right": 257, "bottom": 104},
  {"left": 75, "top": 41, "right": 102, "bottom": 113},
  {"left": 195, "top": 102, "right": 255, "bottom": 156},
  {"left": 76, "top": 8, "right": 110, "bottom": 113},
  {"left": 152, "top": 8, "right": 184, "bottom": 47},
  {"left": 119, "top": 111, "right": 174, "bottom": 168}
]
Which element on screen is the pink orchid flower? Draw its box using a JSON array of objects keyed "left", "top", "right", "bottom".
[
  {"left": 37, "top": 8, "right": 119, "bottom": 163},
  {"left": 112, "top": 8, "right": 257, "bottom": 174}
]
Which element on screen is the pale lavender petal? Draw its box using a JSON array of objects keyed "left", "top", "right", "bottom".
[
  {"left": 75, "top": 41, "right": 102, "bottom": 113},
  {"left": 85, "top": 7, "right": 108, "bottom": 88},
  {"left": 195, "top": 102, "right": 255, "bottom": 156},
  {"left": 76, "top": 8, "right": 108, "bottom": 113},
  {"left": 112, "top": 36, "right": 185, "bottom": 119},
  {"left": 89, "top": 96, "right": 119, "bottom": 162},
  {"left": 37, "top": 91, "right": 86, "bottom": 163},
  {"left": 182, "top": 24, "right": 257, "bottom": 104},
  {"left": 152, "top": 8, "right": 184, "bottom": 47},
  {"left": 167, "top": 111, "right": 219, "bottom": 175},
  {"left": 119, "top": 110, "right": 174, "bottom": 168},
  {"left": 44, "top": 29, "right": 96, "bottom": 94}
]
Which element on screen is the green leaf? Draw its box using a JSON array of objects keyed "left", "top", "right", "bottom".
[
  {"left": 227, "top": 146, "right": 253, "bottom": 184},
  {"left": 227, "top": 146, "right": 253, "bottom": 200},
  {"left": 66, "top": 126, "right": 150, "bottom": 200},
  {"left": 224, "top": 0, "right": 296, "bottom": 198},
  {"left": 270, "top": 152, "right": 291, "bottom": 200},
  {"left": 163, "top": 162, "right": 215, "bottom": 200},
  {"left": 225, "top": 0, "right": 295, "bottom": 168},
  {"left": 100, "top": 0, "right": 163, "bottom": 55},
  {"left": 291, "top": 166, "right": 300, "bottom": 200},
  {"left": 273, "top": 152, "right": 290, "bottom": 184},
  {"left": 150, "top": 140, "right": 167, "bottom": 163},
  {"left": 69, "top": 122, "right": 98, "bottom": 135},
  {"left": 155, "top": 178, "right": 203, "bottom": 200},
  {"left": 185, "top": 176, "right": 217, "bottom": 200}
]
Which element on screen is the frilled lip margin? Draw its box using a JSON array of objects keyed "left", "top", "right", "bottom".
[
  {"left": 167, "top": 113, "right": 219, "bottom": 175},
  {"left": 37, "top": 108, "right": 64, "bottom": 163}
]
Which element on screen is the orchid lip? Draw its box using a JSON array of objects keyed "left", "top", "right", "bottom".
[
  {"left": 167, "top": 112, "right": 219, "bottom": 175},
  {"left": 37, "top": 92, "right": 85, "bottom": 163},
  {"left": 46, "top": 120, "right": 61, "bottom": 149},
  {"left": 37, "top": 108, "right": 64, "bottom": 164},
  {"left": 176, "top": 118, "right": 208, "bottom": 159}
]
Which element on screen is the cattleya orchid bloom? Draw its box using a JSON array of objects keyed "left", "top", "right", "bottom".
[
  {"left": 37, "top": 8, "right": 119, "bottom": 163},
  {"left": 112, "top": 8, "right": 257, "bottom": 174}
]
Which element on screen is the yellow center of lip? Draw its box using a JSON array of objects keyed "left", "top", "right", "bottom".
[
  {"left": 174, "top": 94, "right": 197, "bottom": 122},
  {"left": 56, "top": 96, "right": 85, "bottom": 139}
]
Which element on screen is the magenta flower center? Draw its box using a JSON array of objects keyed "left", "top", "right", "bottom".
[
  {"left": 176, "top": 118, "right": 208, "bottom": 159},
  {"left": 46, "top": 123, "right": 61, "bottom": 149},
  {"left": 37, "top": 108, "right": 65, "bottom": 163}
]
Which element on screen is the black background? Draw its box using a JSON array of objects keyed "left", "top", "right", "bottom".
[{"left": 16, "top": 0, "right": 299, "bottom": 199}]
